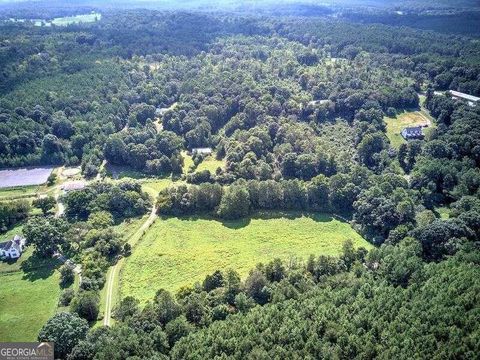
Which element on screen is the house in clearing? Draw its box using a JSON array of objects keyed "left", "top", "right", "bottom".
[
  {"left": 448, "top": 90, "right": 479, "bottom": 107},
  {"left": 0, "top": 235, "right": 26, "bottom": 259},
  {"left": 192, "top": 147, "right": 212, "bottom": 156},
  {"left": 401, "top": 126, "right": 424, "bottom": 140}
]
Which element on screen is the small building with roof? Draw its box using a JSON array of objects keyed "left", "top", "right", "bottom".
[
  {"left": 0, "top": 235, "right": 26, "bottom": 259},
  {"left": 401, "top": 126, "right": 424, "bottom": 140},
  {"left": 192, "top": 147, "right": 213, "bottom": 156},
  {"left": 448, "top": 90, "right": 479, "bottom": 107},
  {"left": 61, "top": 180, "right": 86, "bottom": 193}
]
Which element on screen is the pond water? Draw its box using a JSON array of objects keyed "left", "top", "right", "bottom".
[{"left": 0, "top": 167, "right": 54, "bottom": 188}]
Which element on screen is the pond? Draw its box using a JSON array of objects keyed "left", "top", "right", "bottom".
[{"left": 0, "top": 167, "right": 54, "bottom": 188}]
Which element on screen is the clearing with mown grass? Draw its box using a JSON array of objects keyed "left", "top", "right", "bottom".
[
  {"left": 140, "top": 179, "right": 173, "bottom": 199},
  {"left": 385, "top": 110, "right": 434, "bottom": 148},
  {"left": 196, "top": 156, "right": 225, "bottom": 173},
  {"left": 120, "top": 211, "right": 371, "bottom": 303},
  {"left": 0, "top": 247, "right": 61, "bottom": 342}
]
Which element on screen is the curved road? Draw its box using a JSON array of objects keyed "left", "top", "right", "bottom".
[{"left": 103, "top": 204, "right": 157, "bottom": 326}]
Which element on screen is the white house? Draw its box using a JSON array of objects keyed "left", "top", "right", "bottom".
[{"left": 0, "top": 235, "right": 26, "bottom": 259}]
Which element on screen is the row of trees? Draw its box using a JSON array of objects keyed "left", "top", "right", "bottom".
[
  {"left": 0, "top": 199, "right": 30, "bottom": 233},
  {"left": 157, "top": 171, "right": 370, "bottom": 219}
]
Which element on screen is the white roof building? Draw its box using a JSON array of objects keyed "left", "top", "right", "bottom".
[
  {"left": 448, "top": 90, "right": 479, "bottom": 107},
  {"left": 192, "top": 148, "right": 213, "bottom": 155},
  {"left": 62, "top": 181, "right": 86, "bottom": 192}
]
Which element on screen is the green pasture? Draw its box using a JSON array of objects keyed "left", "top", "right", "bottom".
[{"left": 120, "top": 211, "right": 371, "bottom": 304}]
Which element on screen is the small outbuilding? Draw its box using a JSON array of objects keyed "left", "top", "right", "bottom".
[
  {"left": 0, "top": 235, "right": 26, "bottom": 259},
  {"left": 401, "top": 126, "right": 424, "bottom": 140},
  {"left": 192, "top": 148, "right": 213, "bottom": 156},
  {"left": 61, "top": 181, "right": 86, "bottom": 192}
]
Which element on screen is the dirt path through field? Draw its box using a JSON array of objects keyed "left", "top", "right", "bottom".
[{"left": 103, "top": 204, "right": 157, "bottom": 326}]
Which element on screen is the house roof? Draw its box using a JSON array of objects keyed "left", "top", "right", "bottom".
[
  {"left": 403, "top": 126, "right": 423, "bottom": 135},
  {"left": 192, "top": 147, "right": 212, "bottom": 154},
  {"left": 0, "top": 235, "right": 25, "bottom": 253}
]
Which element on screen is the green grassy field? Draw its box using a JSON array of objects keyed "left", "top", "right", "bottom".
[
  {"left": 385, "top": 110, "right": 434, "bottom": 148},
  {"left": 196, "top": 156, "right": 225, "bottom": 173},
  {"left": 120, "top": 211, "right": 372, "bottom": 303},
  {"left": 0, "top": 186, "right": 39, "bottom": 200},
  {"left": 0, "top": 247, "right": 61, "bottom": 342},
  {"left": 140, "top": 179, "right": 173, "bottom": 199},
  {"left": 182, "top": 151, "right": 194, "bottom": 174},
  {"left": 97, "top": 215, "right": 150, "bottom": 325},
  {"left": 51, "top": 12, "right": 101, "bottom": 26}
]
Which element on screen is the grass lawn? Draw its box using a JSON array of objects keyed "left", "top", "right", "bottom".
[
  {"left": 0, "top": 247, "right": 61, "bottom": 342},
  {"left": 140, "top": 179, "right": 173, "bottom": 200},
  {"left": 385, "top": 110, "right": 434, "bottom": 148},
  {"left": 120, "top": 211, "right": 372, "bottom": 303},
  {"left": 97, "top": 215, "right": 150, "bottom": 325},
  {"left": 196, "top": 156, "right": 225, "bottom": 173},
  {"left": 0, "top": 186, "right": 39, "bottom": 200},
  {"left": 182, "top": 151, "right": 194, "bottom": 174},
  {"left": 0, "top": 224, "right": 24, "bottom": 242}
]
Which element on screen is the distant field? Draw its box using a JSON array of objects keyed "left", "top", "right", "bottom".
[
  {"left": 24, "top": 12, "right": 102, "bottom": 27},
  {"left": 0, "top": 247, "right": 61, "bottom": 342},
  {"left": 385, "top": 110, "right": 434, "bottom": 148},
  {"left": 120, "top": 211, "right": 372, "bottom": 303},
  {"left": 50, "top": 12, "right": 101, "bottom": 26}
]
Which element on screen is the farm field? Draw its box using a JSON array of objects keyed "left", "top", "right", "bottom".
[
  {"left": 120, "top": 211, "right": 372, "bottom": 303},
  {"left": 0, "top": 247, "right": 61, "bottom": 342},
  {"left": 385, "top": 110, "right": 434, "bottom": 148}
]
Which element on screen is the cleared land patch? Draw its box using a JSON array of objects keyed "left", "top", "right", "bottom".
[
  {"left": 120, "top": 211, "right": 372, "bottom": 303},
  {"left": 140, "top": 179, "right": 173, "bottom": 199},
  {"left": 196, "top": 156, "right": 225, "bottom": 173},
  {"left": 385, "top": 110, "right": 434, "bottom": 148},
  {"left": 0, "top": 246, "right": 61, "bottom": 342}
]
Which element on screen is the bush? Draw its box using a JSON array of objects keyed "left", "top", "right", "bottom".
[
  {"left": 386, "top": 107, "right": 397, "bottom": 117},
  {"left": 38, "top": 312, "right": 88, "bottom": 359},
  {"left": 59, "top": 288, "right": 75, "bottom": 306},
  {"left": 60, "top": 264, "right": 75, "bottom": 287},
  {"left": 71, "top": 291, "right": 100, "bottom": 322}
]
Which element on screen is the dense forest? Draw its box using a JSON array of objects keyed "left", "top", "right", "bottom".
[{"left": 1, "top": 2, "right": 479, "bottom": 359}]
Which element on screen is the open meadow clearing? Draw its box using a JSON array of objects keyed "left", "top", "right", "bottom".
[
  {"left": 196, "top": 156, "right": 225, "bottom": 173},
  {"left": 385, "top": 110, "right": 434, "bottom": 148},
  {"left": 0, "top": 246, "right": 61, "bottom": 342},
  {"left": 120, "top": 211, "right": 372, "bottom": 303}
]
